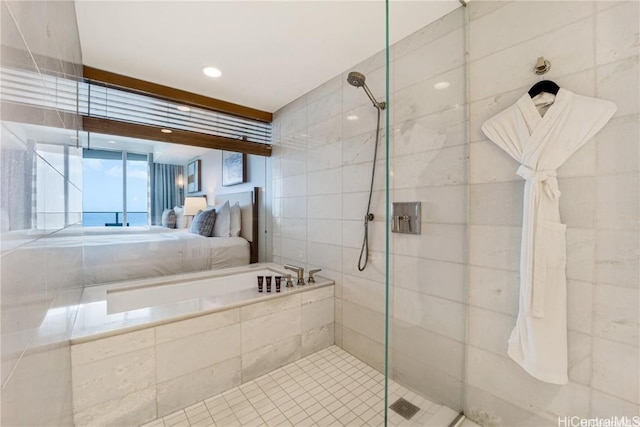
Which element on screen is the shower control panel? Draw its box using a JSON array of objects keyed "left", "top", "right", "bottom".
[{"left": 392, "top": 202, "right": 421, "bottom": 235}]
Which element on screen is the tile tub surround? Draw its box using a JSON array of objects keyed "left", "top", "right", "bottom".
[
  {"left": 72, "top": 263, "right": 333, "bottom": 340},
  {"left": 70, "top": 280, "right": 335, "bottom": 426},
  {"left": 142, "top": 345, "right": 475, "bottom": 427}
]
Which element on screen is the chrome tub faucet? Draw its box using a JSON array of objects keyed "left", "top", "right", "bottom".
[{"left": 284, "top": 264, "right": 305, "bottom": 286}]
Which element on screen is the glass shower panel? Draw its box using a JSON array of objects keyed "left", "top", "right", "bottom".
[{"left": 385, "top": 5, "right": 468, "bottom": 425}]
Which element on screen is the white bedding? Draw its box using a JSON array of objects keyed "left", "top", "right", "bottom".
[{"left": 53, "top": 227, "right": 249, "bottom": 285}]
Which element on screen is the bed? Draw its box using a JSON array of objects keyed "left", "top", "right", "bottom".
[{"left": 75, "top": 188, "right": 259, "bottom": 285}]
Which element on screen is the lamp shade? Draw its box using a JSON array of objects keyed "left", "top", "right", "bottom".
[{"left": 183, "top": 196, "right": 207, "bottom": 216}]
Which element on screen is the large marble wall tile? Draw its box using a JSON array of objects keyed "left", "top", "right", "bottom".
[
  {"left": 595, "top": 1, "right": 640, "bottom": 65},
  {"left": 394, "top": 7, "right": 464, "bottom": 58},
  {"left": 595, "top": 229, "right": 639, "bottom": 287},
  {"left": 71, "top": 329, "right": 154, "bottom": 365},
  {"left": 466, "top": 307, "right": 514, "bottom": 357},
  {"left": 567, "top": 280, "right": 594, "bottom": 335},
  {"left": 568, "top": 331, "right": 592, "bottom": 386},
  {"left": 465, "top": 384, "right": 555, "bottom": 427},
  {"left": 469, "top": 181, "right": 524, "bottom": 226},
  {"left": 72, "top": 348, "right": 155, "bottom": 413},
  {"left": 391, "top": 351, "right": 464, "bottom": 411},
  {"left": 157, "top": 357, "right": 242, "bottom": 417},
  {"left": 596, "top": 114, "right": 640, "bottom": 175},
  {"left": 306, "top": 242, "right": 343, "bottom": 272},
  {"left": 341, "top": 326, "right": 385, "bottom": 373},
  {"left": 156, "top": 323, "right": 241, "bottom": 382},
  {"left": 591, "top": 390, "right": 640, "bottom": 418},
  {"left": 391, "top": 319, "right": 464, "bottom": 379},
  {"left": 301, "top": 296, "right": 334, "bottom": 332},
  {"left": 468, "top": 225, "right": 521, "bottom": 271},
  {"left": 302, "top": 324, "right": 334, "bottom": 357},
  {"left": 597, "top": 56, "right": 639, "bottom": 117},
  {"left": 596, "top": 174, "right": 639, "bottom": 230},
  {"left": 470, "top": 18, "right": 595, "bottom": 102},
  {"left": 592, "top": 338, "right": 639, "bottom": 403},
  {"left": 469, "top": 1, "right": 594, "bottom": 62},
  {"left": 241, "top": 307, "right": 301, "bottom": 353},
  {"left": 155, "top": 308, "right": 240, "bottom": 344},
  {"left": 242, "top": 335, "right": 302, "bottom": 382},
  {"left": 393, "top": 256, "right": 465, "bottom": 303},
  {"left": 307, "top": 141, "right": 343, "bottom": 173},
  {"left": 342, "top": 300, "right": 385, "bottom": 344},
  {"left": 240, "top": 293, "right": 300, "bottom": 322},
  {"left": 467, "top": 346, "right": 591, "bottom": 419},
  {"left": 467, "top": 266, "right": 519, "bottom": 317},
  {"left": 394, "top": 28, "right": 465, "bottom": 92},
  {"left": 73, "top": 386, "right": 156, "bottom": 427},
  {"left": 593, "top": 284, "right": 639, "bottom": 346}
]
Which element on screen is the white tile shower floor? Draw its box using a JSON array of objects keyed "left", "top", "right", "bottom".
[{"left": 141, "top": 346, "right": 478, "bottom": 427}]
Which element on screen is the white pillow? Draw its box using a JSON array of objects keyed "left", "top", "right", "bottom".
[
  {"left": 173, "top": 206, "right": 188, "bottom": 229},
  {"left": 230, "top": 202, "right": 241, "bottom": 237},
  {"left": 212, "top": 200, "right": 231, "bottom": 237}
]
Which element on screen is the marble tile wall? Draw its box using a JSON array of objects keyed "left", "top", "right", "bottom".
[
  {"left": 465, "top": 1, "right": 639, "bottom": 423},
  {"left": 70, "top": 285, "right": 334, "bottom": 426},
  {"left": 272, "top": 0, "right": 639, "bottom": 424},
  {"left": 0, "top": 1, "right": 83, "bottom": 425},
  {"left": 272, "top": 5, "right": 469, "bottom": 411}
]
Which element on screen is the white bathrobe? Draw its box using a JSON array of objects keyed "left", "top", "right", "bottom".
[{"left": 482, "top": 88, "right": 616, "bottom": 384}]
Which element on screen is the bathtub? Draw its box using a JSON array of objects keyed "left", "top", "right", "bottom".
[{"left": 70, "top": 263, "right": 335, "bottom": 426}]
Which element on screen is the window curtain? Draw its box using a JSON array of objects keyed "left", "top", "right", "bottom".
[{"left": 150, "top": 162, "right": 184, "bottom": 225}]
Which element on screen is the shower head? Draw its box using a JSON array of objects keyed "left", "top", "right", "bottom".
[
  {"left": 347, "top": 71, "right": 366, "bottom": 88},
  {"left": 346, "top": 70, "right": 386, "bottom": 110}
]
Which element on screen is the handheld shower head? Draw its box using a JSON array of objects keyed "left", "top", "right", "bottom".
[
  {"left": 346, "top": 70, "right": 386, "bottom": 110},
  {"left": 347, "top": 71, "right": 366, "bottom": 88}
]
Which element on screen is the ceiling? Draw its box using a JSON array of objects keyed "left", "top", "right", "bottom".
[{"left": 75, "top": 1, "right": 461, "bottom": 114}]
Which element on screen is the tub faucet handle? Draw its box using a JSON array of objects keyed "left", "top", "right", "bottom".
[
  {"left": 284, "top": 274, "right": 294, "bottom": 288},
  {"left": 308, "top": 269, "right": 321, "bottom": 283}
]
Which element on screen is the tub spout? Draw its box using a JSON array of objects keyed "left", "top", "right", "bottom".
[{"left": 284, "top": 264, "right": 305, "bottom": 286}]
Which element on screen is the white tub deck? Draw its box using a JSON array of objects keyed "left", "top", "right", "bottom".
[{"left": 72, "top": 263, "right": 333, "bottom": 343}]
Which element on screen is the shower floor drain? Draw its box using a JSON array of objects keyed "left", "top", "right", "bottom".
[{"left": 389, "top": 397, "right": 420, "bottom": 420}]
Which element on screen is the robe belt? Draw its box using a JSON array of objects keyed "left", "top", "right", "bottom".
[
  {"left": 516, "top": 165, "right": 562, "bottom": 319},
  {"left": 516, "top": 165, "right": 561, "bottom": 200}
]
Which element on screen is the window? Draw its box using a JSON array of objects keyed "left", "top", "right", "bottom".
[{"left": 82, "top": 149, "right": 148, "bottom": 226}]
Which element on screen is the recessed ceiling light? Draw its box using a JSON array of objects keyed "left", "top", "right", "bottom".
[
  {"left": 202, "top": 67, "right": 222, "bottom": 78},
  {"left": 161, "top": 129, "right": 172, "bottom": 134},
  {"left": 177, "top": 106, "right": 191, "bottom": 112},
  {"left": 433, "top": 81, "right": 450, "bottom": 90},
  {"left": 108, "top": 140, "right": 116, "bottom": 144},
  {"left": 347, "top": 115, "right": 358, "bottom": 121}
]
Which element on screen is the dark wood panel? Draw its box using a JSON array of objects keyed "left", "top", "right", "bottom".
[
  {"left": 83, "top": 116, "right": 272, "bottom": 157},
  {"left": 83, "top": 66, "right": 273, "bottom": 123}
]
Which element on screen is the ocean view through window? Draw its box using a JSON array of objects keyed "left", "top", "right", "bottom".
[{"left": 83, "top": 149, "right": 148, "bottom": 226}]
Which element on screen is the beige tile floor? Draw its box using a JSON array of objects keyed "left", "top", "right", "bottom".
[{"left": 141, "top": 346, "right": 478, "bottom": 427}]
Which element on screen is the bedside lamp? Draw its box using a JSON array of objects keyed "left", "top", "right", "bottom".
[{"left": 183, "top": 196, "right": 207, "bottom": 226}]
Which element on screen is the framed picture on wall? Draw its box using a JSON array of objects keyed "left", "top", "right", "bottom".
[
  {"left": 222, "top": 151, "right": 246, "bottom": 186},
  {"left": 187, "top": 159, "right": 201, "bottom": 193}
]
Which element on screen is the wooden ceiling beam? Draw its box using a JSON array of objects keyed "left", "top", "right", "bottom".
[{"left": 83, "top": 116, "right": 272, "bottom": 157}]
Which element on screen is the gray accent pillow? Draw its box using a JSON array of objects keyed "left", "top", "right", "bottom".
[
  {"left": 189, "top": 209, "right": 217, "bottom": 236},
  {"left": 161, "top": 209, "right": 176, "bottom": 228}
]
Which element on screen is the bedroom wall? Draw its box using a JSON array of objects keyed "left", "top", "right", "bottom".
[
  {"left": 0, "top": 0, "right": 84, "bottom": 425},
  {"left": 187, "top": 150, "right": 271, "bottom": 261},
  {"left": 271, "top": 0, "right": 639, "bottom": 424}
]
